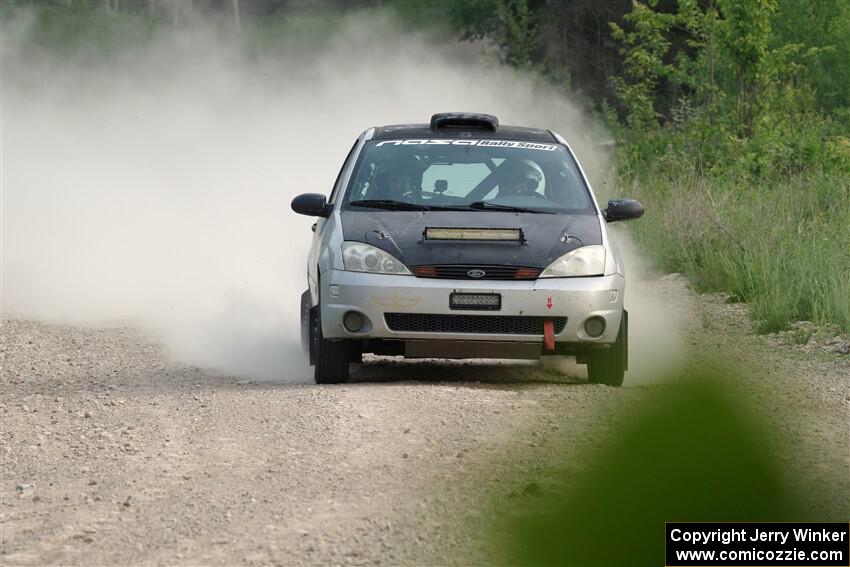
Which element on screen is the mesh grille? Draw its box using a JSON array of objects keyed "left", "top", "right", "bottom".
[
  {"left": 413, "top": 265, "right": 541, "bottom": 280},
  {"left": 385, "top": 313, "right": 566, "bottom": 335}
]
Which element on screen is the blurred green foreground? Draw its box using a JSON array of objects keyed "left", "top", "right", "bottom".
[{"left": 490, "top": 366, "right": 843, "bottom": 566}]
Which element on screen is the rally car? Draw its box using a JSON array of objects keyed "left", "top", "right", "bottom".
[{"left": 292, "top": 113, "right": 644, "bottom": 385}]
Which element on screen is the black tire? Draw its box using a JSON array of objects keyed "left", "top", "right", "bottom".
[
  {"left": 587, "top": 311, "right": 627, "bottom": 387},
  {"left": 313, "top": 305, "right": 350, "bottom": 384}
]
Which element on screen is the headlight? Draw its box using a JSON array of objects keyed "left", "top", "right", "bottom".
[
  {"left": 539, "top": 245, "right": 606, "bottom": 277},
  {"left": 341, "top": 242, "right": 412, "bottom": 275}
]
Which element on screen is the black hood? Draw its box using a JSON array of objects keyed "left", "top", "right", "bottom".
[{"left": 339, "top": 210, "right": 602, "bottom": 269}]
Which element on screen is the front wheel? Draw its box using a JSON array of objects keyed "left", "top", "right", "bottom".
[
  {"left": 587, "top": 311, "right": 627, "bottom": 387},
  {"left": 311, "top": 304, "right": 350, "bottom": 384}
]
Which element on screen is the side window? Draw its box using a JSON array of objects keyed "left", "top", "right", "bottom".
[{"left": 328, "top": 138, "right": 360, "bottom": 204}]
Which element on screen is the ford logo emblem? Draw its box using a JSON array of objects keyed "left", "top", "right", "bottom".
[{"left": 467, "top": 269, "right": 486, "bottom": 278}]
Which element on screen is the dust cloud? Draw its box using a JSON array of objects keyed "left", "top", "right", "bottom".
[
  {"left": 615, "top": 231, "right": 690, "bottom": 385},
  {"left": 1, "top": 8, "right": 684, "bottom": 383}
]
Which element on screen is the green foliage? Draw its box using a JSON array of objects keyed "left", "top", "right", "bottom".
[
  {"left": 493, "top": 0, "right": 535, "bottom": 68},
  {"left": 606, "top": 0, "right": 850, "bottom": 333},
  {"left": 496, "top": 373, "right": 813, "bottom": 565},
  {"left": 610, "top": 1, "right": 677, "bottom": 130},
  {"left": 610, "top": 0, "right": 846, "bottom": 139},
  {"left": 388, "top": 0, "right": 544, "bottom": 70},
  {"left": 772, "top": 0, "right": 850, "bottom": 111},
  {"left": 4, "top": 0, "right": 160, "bottom": 56},
  {"left": 716, "top": 0, "right": 776, "bottom": 134}
]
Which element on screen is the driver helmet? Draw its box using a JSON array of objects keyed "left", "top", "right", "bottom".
[
  {"left": 501, "top": 160, "right": 543, "bottom": 196},
  {"left": 377, "top": 154, "right": 421, "bottom": 199}
]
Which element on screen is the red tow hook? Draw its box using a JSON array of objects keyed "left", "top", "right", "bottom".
[{"left": 543, "top": 319, "right": 555, "bottom": 351}]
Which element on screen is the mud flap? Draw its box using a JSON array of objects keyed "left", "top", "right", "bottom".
[
  {"left": 543, "top": 319, "right": 555, "bottom": 351},
  {"left": 308, "top": 306, "right": 320, "bottom": 366},
  {"left": 300, "top": 290, "right": 311, "bottom": 354},
  {"left": 623, "top": 310, "right": 629, "bottom": 371}
]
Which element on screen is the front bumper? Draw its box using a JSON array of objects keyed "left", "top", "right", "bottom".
[{"left": 320, "top": 269, "right": 625, "bottom": 345}]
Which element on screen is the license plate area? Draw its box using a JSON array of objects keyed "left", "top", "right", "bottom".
[{"left": 450, "top": 292, "right": 501, "bottom": 311}]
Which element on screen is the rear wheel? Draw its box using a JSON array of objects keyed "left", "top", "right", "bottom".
[
  {"left": 311, "top": 304, "right": 350, "bottom": 384},
  {"left": 587, "top": 311, "right": 627, "bottom": 387}
]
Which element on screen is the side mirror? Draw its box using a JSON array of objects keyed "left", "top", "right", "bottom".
[
  {"left": 604, "top": 199, "right": 644, "bottom": 222},
  {"left": 291, "top": 193, "right": 331, "bottom": 217}
]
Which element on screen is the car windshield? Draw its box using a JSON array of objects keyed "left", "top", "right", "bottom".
[{"left": 343, "top": 139, "right": 595, "bottom": 213}]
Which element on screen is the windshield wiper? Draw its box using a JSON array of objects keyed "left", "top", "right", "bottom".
[
  {"left": 350, "top": 200, "right": 470, "bottom": 212},
  {"left": 350, "top": 199, "right": 431, "bottom": 211},
  {"left": 468, "top": 201, "right": 556, "bottom": 214}
]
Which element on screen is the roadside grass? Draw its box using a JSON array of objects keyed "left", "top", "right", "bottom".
[{"left": 626, "top": 167, "right": 850, "bottom": 334}]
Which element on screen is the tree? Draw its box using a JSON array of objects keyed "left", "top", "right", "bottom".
[{"left": 716, "top": 0, "right": 776, "bottom": 135}]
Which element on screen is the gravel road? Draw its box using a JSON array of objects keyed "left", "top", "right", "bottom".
[{"left": 2, "top": 278, "right": 848, "bottom": 566}]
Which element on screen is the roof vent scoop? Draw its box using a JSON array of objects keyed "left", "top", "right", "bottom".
[{"left": 430, "top": 112, "right": 499, "bottom": 131}]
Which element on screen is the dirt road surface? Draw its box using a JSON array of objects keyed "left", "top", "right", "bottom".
[{"left": 2, "top": 278, "right": 848, "bottom": 566}]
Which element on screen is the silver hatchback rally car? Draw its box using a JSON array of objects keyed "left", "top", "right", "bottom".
[{"left": 292, "top": 113, "right": 644, "bottom": 385}]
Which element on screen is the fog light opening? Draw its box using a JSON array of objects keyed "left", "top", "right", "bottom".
[
  {"left": 584, "top": 316, "right": 606, "bottom": 338},
  {"left": 343, "top": 311, "right": 365, "bottom": 332}
]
